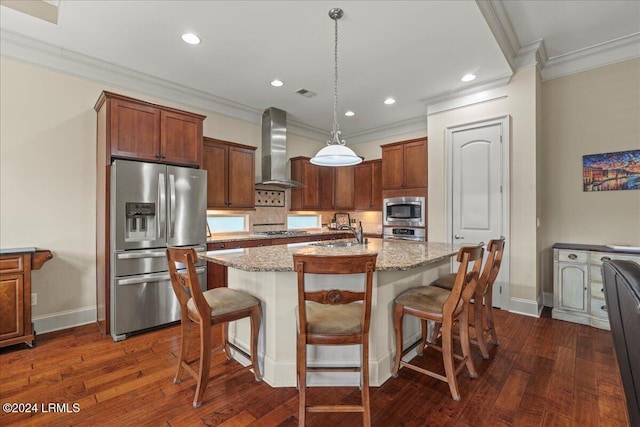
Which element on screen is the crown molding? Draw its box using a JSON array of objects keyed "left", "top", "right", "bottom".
[
  {"left": 425, "top": 75, "right": 511, "bottom": 116},
  {"left": 0, "top": 29, "right": 429, "bottom": 144},
  {"left": 516, "top": 39, "right": 548, "bottom": 71},
  {"left": 475, "top": 0, "right": 519, "bottom": 71},
  {"left": 541, "top": 32, "right": 640, "bottom": 81},
  {"left": 344, "top": 116, "right": 427, "bottom": 145},
  {"left": 0, "top": 29, "right": 264, "bottom": 124}
]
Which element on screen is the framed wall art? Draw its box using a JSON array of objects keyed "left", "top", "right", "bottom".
[{"left": 582, "top": 149, "right": 640, "bottom": 192}]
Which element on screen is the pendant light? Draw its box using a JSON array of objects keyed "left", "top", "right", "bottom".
[{"left": 310, "top": 8, "right": 362, "bottom": 167}]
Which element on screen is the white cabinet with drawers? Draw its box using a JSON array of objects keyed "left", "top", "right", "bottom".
[{"left": 552, "top": 244, "right": 640, "bottom": 330}]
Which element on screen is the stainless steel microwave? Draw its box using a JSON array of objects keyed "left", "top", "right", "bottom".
[{"left": 383, "top": 197, "right": 425, "bottom": 227}]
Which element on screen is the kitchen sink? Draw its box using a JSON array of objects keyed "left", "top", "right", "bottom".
[{"left": 312, "top": 241, "right": 360, "bottom": 248}]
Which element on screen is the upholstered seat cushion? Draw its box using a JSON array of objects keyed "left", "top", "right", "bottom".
[
  {"left": 305, "top": 301, "right": 363, "bottom": 335},
  {"left": 395, "top": 285, "right": 461, "bottom": 315},
  {"left": 187, "top": 287, "right": 260, "bottom": 318},
  {"left": 430, "top": 273, "right": 456, "bottom": 290}
]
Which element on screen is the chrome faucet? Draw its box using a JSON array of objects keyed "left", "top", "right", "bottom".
[{"left": 339, "top": 221, "right": 364, "bottom": 245}]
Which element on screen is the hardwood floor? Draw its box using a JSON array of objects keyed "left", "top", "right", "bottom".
[{"left": 0, "top": 308, "right": 629, "bottom": 426}]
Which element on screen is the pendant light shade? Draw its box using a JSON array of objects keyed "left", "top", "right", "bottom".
[
  {"left": 310, "top": 144, "right": 362, "bottom": 166},
  {"left": 310, "top": 8, "right": 362, "bottom": 167}
]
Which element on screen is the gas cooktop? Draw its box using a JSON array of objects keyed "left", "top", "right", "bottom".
[{"left": 253, "top": 230, "right": 309, "bottom": 236}]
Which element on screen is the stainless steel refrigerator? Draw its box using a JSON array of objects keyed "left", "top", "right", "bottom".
[{"left": 110, "top": 159, "right": 207, "bottom": 341}]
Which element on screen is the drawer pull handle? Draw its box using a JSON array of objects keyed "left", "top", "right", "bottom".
[
  {"left": 568, "top": 254, "right": 578, "bottom": 260},
  {"left": 601, "top": 256, "right": 611, "bottom": 262},
  {"left": 601, "top": 305, "right": 607, "bottom": 312}
]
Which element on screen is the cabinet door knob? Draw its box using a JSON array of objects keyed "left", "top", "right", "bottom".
[
  {"left": 601, "top": 256, "right": 611, "bottom": 262},
  {"left": 568, "top": 253, "right": 577, "bottom": 260},
  {"left": 601, "top": 305, "right": 607, "bottom": 312}
]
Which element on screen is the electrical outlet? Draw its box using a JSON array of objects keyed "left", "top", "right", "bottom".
[{"left": 31, "top": 293, "right": 37, "bottom": 306}]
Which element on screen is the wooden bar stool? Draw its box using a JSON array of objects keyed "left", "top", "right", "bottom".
[
  {"left": 392, "top": 245, "right": 483, "bottom": 401},
  {"left": 293, "top": 253, "right": 378, "bottom": 427},
  {"left": 430, "top": 238, "right": 505, "bottom": 358},
  {"left": 167, "top": 247, "right": 262, "bottom": 408}
]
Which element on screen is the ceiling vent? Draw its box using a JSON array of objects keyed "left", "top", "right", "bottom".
[{"left": 295, "top": 88, "right": 317, "bottom": 98}]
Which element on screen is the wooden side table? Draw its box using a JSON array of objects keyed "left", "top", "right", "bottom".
[{"left": 0, "top": 248, "right": 53, "bottom": 348}]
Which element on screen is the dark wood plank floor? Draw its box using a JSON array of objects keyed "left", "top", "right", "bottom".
[{"left": 0, "top": 308, "right": 629, "bottom": 426}]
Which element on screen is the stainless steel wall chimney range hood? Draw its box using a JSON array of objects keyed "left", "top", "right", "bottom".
[{"left": 256, "top": 107, "right": 303, "bottom": 188}]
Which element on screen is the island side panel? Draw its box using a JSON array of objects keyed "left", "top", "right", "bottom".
[{"left": 225, "top": 258, "right": 451, "bottom": 388}]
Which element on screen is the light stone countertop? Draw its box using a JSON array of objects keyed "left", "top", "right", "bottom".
[
  {"left": 207, "top": 229, "right": 353, "bottom": 244},
  {"left": 199, "top": 238, "right": 462, "bottom": 272}
]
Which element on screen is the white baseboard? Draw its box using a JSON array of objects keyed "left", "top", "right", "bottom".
[
  {"left": 508, "top": 297, "right": 541, "bottom": 318},
  {"left": 33, "top": 306, "right": 96, "bottom": 335}
]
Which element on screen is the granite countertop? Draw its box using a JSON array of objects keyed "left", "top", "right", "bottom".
[
  {"left": 207, "top": 229, "right": 353, "bottom": 244},
  {"left": 199, "top": 238, "right": 461, "bottom": 272}
]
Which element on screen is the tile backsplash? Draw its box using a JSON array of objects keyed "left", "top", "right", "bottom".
[{"left": 222, "top": 189, "right": 384, "bottom": 234}]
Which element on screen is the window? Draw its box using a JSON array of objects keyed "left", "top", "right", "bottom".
[
  {"left": 207, "top": 215, "right": 247, "bottom": 233},
  {"left": 287, "top": 215, "right": 320, "bottom": 229}
]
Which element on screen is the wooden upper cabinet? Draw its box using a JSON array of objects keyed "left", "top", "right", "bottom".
[
  {"left": 381, "top": 138, "right": 427, "bottom": 190},
  {"left": 109, "top": 98, "right": 160, "bottom": 162},
  {"left": 227, "top": 145, "right": 256, "bottom": 208},
  {"left": 203, "top": 138, "right": 256, "bottom": 209},
  {"left": 381, "top": 144, "right": 404, "bottom": 189},
  {"left": 160, "top": 110, "right": 203, "bottom": 166},
  {"left": 291, "top": 157, "right": 321, "bottom": 210},
  {"left": 318, "top": 166, "right": 335, "bottom": 210},
  {"left": 334, "top": 166, "right": 355, "bottom": 210},
  {"left": 95, "top": 91, "right": 205, "bottom": 167},
  {"left": 203, "top": 141, "right": 228, "bottom": 208},
  {"left": 354, "top": 160, "right": 382, "bottom": 210}
]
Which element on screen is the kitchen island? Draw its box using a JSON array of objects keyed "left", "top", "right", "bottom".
[{"left": 199, "top": 238, "right": 460, "bottom": 387}]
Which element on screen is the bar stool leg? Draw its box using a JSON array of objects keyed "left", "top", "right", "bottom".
[
  {"left": 193, "top": 321, "right": 212, "bottom": 408},
  {"left": 297, "top": 336, "right": 306, "bottom": 426},
  {"left": 441, "top": 319, "right": 460, "bottom": 401},
  {"left": 250, "top": 305, "right": 262, "bottom": 381},
  {"left": 361, "top": 336, "right": 371, "bottom": 427},
  {"left": 174, "top": 317, "right": 191, "bottom": 384},
  {"left": 473, "top": 298, "right": 490, "bottom": 359},
  {"left": 392, "top": 303, "right": 404, "bottom": 377}
]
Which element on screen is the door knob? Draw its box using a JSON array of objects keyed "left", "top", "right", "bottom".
[{"left": 454, "top": 234, "right": 464, "bottom": 240}]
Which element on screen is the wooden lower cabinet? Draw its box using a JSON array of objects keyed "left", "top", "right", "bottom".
[{"left": 0, "top": 250, "right": 53, "bottom": 348}]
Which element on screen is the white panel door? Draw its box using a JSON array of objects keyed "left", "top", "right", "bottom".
[
  {"left": 448, "top": 118, "right": 508, "bottom": 308},
  {"left": 452, "top": 123, "right": 502, "bottom": 244}
]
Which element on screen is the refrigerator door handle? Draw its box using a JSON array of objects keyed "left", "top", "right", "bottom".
[
  {"left": 169, "top": 173, "right": 176, "bottom": 238},
  {"left": 115, "top": 267, "right": 206, "bottom": 286},
  {"left": 116, "top": 251, "right": 167, "bottom": 260},
  {"left": 158, "top": 173, "right": 166, "bottom": 239}
]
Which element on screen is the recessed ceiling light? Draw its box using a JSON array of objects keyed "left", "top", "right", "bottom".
[
  {"left": 384, "top": 97, "right": 396, "bottom": 105},
  {"left": 270, "top": 79, "right": 284, "bottom": 87},
  {"left": 461, "top": 73, "right": 476, "bottom": 82},
  {"left": 181, "top": 33, "right": 201, "bottom": 45},
  {"left": 345, "top": 110, "right": 355, "bottom": 117}
]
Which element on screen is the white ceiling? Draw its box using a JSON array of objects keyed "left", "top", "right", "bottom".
[{"left": 1, "top": 1, "right": 639, "bottom": 143}]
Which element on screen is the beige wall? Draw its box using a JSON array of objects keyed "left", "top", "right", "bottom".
[
  {"left": 540, "top": 58, "right": 640, "bottom": 294},
  {"left": 0, "top": 57, "right": 321, "bottom": 330},
  {"left": 428, "top": 66, "right": 540, "bottom": 308}
]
